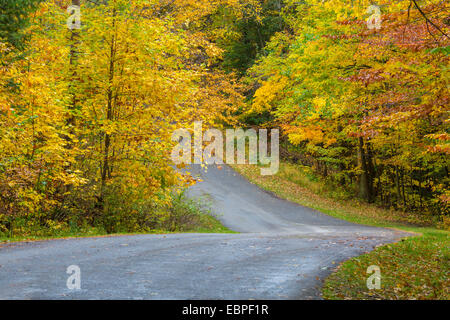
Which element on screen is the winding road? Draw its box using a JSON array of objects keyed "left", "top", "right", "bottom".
[{"left": 0, "top": 165, "right": 407, "bottom": 299}]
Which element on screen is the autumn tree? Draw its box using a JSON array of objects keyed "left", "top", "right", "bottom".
[
  {"left": 0, "top": 0, "right": 244, "bottom": 234},
  {"left": 243, "top": 0, "right": 449, "bottom": 216}
]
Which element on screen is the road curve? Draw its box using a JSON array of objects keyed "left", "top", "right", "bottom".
[{"left": 0, "top": 165, "right": 408, "bottom": 299}]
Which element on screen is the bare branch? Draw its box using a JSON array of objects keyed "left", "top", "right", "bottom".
[{"left": 412, "top": 0, "right": 449, "bottom": 39}]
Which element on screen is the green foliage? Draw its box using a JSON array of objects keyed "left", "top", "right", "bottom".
[
  {"left": 100, "top": 189, "right": 221, "bottom": 234},
  {"left": 0, "top": 0, "right": 42, "bottom": 50},
  {"left": 213, "top": 0, "right": 286, "bottom": 74},
  {"left": 0, "top": 192, "right": 231, "bottom": 241}
]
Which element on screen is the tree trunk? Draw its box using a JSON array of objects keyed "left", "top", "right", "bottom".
[
  {"left": 99, "top": 7, "right": 116, "bottom": 210},
  {"left": 358, "top": 137, "right": 371, "bottom": 202}
]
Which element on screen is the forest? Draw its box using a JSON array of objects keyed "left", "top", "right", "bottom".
[{"left": 0, "top": 0, "right": 448, "bottom": 238}]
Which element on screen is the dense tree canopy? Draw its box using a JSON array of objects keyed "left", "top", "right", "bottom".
[
  {"left": 0, "top": 0, "right": 448, "bottom": 236},
  {"left": 242, "top": 0, "right": 449, "bottom": 216},
  {"left": 0, "top": 0, "right": 244, "bottom": 234},
  {"left": 0, "top": 0, "right": 43, "bottom": 50}
]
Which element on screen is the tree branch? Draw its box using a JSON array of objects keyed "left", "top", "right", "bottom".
[{"left": 411, "top": 0, "right": 448, "bottom": 39}]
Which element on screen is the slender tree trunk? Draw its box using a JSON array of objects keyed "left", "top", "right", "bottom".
[
  {"left": 99, "top": 7, "right": 116, "bottom": 209},
  {"left": 401, "top": 170, "right": 406, "bottom": 207},
  {"left": 358, "top": 137, "right": 371, "bottom": 202},
  {"left": 68, "top": 0, "right": 80, "bottom": 132},
  {"left": 395, "top": 166, "right": 401, "bottom": 207},
  {"left": 61, "top": 0, "right": 81, "bottom": 202},
  {"left": 366, "top": 141, "right": 375, "bottom": 202}
]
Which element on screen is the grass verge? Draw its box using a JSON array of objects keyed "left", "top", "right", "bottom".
[
  {"left": 0, "top": 194, "right": 234, "bottom": 244},
  {"left": 231, "top": 162, "right": 449, "bottom": 300}
]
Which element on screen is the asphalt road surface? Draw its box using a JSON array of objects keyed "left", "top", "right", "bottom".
[{"left": 0, "top": 165, "right": 408, "bottom": 299}]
